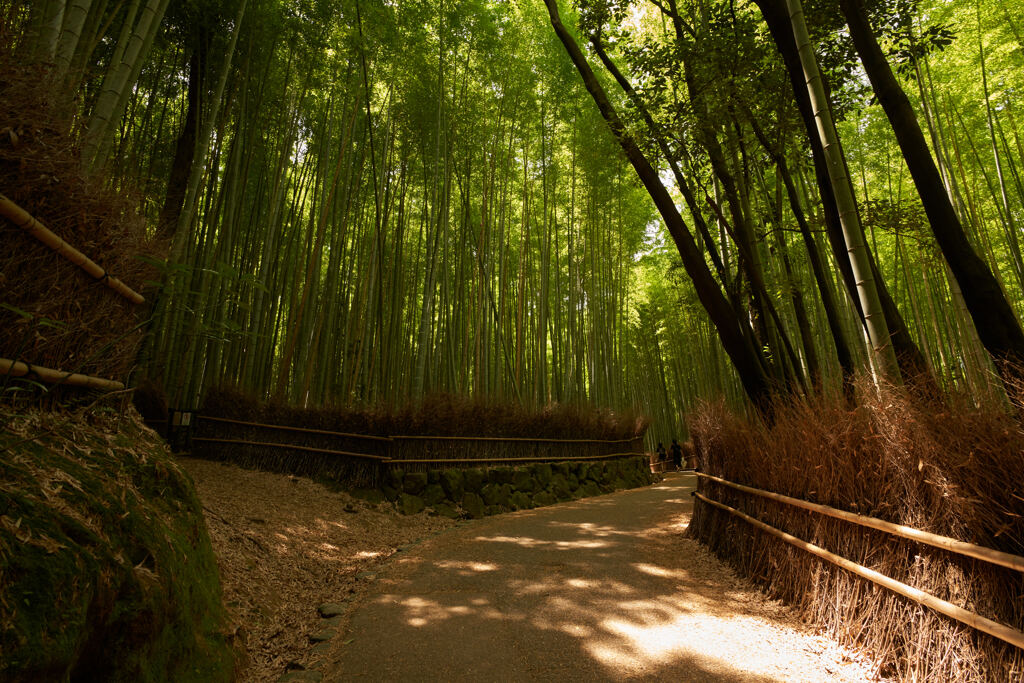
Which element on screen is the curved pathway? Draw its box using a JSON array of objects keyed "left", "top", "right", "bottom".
[{"left": 322, "top": 473, "right": 874, "bottom": 682}]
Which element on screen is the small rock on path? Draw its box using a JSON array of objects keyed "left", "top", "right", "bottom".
[{"left": 320, "top": 473, "right": 877, "bottom": 682}]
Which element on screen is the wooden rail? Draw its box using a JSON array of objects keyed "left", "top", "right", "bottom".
[
  {"left": 195, "top": 414, "right": 392, "bottom": 441},
  {"left": 695, "top": 492, "right": 1024, "bottom": 651},
  {"left": 0, "top": 357, "right": 123, "bottom": 391},
  {"left": 694, "top": 472, "right": 1024, "bottom": 573},
  {"left": 0, "top": 193, "right": 145, "bottom": 304},
  {"left": 389, "top": 452, "right": 642, "bottom": 465},
  {"left": 191, "top": 437, "right": 390, "bottom": 461},
  {"left": 391, "top": 434, "right": 641, "bottom": 444},
  {"left": 196, "top": 414, "right": 641, "bottom": 446}
]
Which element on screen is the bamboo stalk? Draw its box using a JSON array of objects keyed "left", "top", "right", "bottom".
[
  {"left": 0, "top": 357, "right": 124, "bottom": 391},
  {"left": 191, "top": 437, "right": 389, "bottom": 461},
  {"left": 694, "top": 492, "right": 1024, "bottom": 651},
  {"left": 0, "top": 193, "right": 145, "bottom": 304},
  {"left": 695, "top": 472, "right": 1024, "bottom": 573},
  {"left": 389, "top": 452, "right": 643, "bottom": 465},
  {"left": 196, "top": 414, "right": 393, "bottom": 441}
]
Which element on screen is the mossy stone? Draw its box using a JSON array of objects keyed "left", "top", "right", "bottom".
[
  {"left": 464, "top": 468, "right": 486, "bottom": 493},
  {"left": 581, "top": 481, "right": 602, "bottom": 498},
  {"left": 399, "top": 493, "right": 426, "bottom": 515},
  {"left": 532, "top": 463, "right": 553, "bottom": 488},
  {"left": 0, "top": 411, "right": 236, "bottom": 682},
  {"left": 550, "top": 474, "right": 571, "bottom": 500},
  {"left": 422, "top": 484, "right": 446, "bottom": 506},
  {"left": 485, "top": 505, "right": 505, "bottom": 516},
  {"left": 439, "top": 469, "right": 465, "bottom": 499},
  {"left": 611, "top": 477, "right": 627, "bottom": 491},
  {"left": 381, "top": 485, "right": 400, "bottom": 502},
  {"left": 461, "top": 492, "right": 485, "bottom": 519},
  {"left": 432, "top": 502, "right": 461, "bottom": 519},
  {"left": 566, "top": 473, "right": 579, "bottom": 490},
  {"left": 402, "top": 472, "right": 428, "bottom": 495},
  {"left": 533, "top": 491, "right": 557, "bottom": 507},
  {"left": 427, "top": 469, "right": 441, "bottom": 484},
  {"left": 489, "top": 467, "right": 514, "bottom": 485},
  {"left": 481, "top": 483, "right": 511, "bottom": 507},
  {"left": 553, "top": 462, "right": 572, "bottom": 477},
  {"left": 510, "top": 492, "right": 533, "bottom": 510},
  {"left": 385, "top": 468, "right": 404, "bottom": 490},
  {"left": 512, "top": 469, "right": 536, "bottom": 493}
]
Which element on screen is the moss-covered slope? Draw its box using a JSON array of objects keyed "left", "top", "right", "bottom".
[{"left": 0, "top": 407, "right": 237, "bottom": 682}]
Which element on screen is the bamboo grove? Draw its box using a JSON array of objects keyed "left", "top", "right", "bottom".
[{"left": 3, "top": 0, "right": 1024, "bottom": 439}]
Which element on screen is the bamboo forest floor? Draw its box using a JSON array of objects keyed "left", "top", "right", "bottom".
[
  {"left": 183, "top": 462, "right": 885, "bottom": 682},
  {"left": 177, "top": 457, "right": 456, "bottom": 681}
]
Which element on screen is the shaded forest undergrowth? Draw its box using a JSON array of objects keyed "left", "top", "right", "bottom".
[{"left": 689, "top": 381, "right": 1024, "bottom": 681}]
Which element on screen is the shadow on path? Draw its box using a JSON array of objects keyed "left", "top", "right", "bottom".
[{"left": 322, "top": 474, "right": 858, "bottom": 682}]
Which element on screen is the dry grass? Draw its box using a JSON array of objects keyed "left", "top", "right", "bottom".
[
  {"left": 0, "top": 52, "right": 160, "bottom": 386},
  {"left": 688, "top": 379, "right": 1024, "bottom": 681},
  {"left": 178, "top": 456, "right": 455, "bottom": 682}
]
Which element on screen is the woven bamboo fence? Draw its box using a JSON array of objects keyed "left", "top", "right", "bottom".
[
  {"left": 189, "top": 413, "right": 645, "bottom": 487},
  {"left": 695, "top": 473, "right": 1024, "bottom": 651}
]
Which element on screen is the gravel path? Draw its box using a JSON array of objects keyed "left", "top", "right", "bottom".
[{"left": 319, "top": 473, "right": 878, "bottom": 682}]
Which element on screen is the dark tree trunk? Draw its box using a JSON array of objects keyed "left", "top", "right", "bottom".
[
  {"left": 157, "top": 38, "right": 206, "bottom": 240},
  {"left": 542, "top": 0, "right": 776, "bottom": 408},
  {"left": 839, "top": 0, "right": 1024, "bottom": 384}
]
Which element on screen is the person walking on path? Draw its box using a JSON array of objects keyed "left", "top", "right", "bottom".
[{"left": 671, "top": 439, "right": 683, "bottom": 470}]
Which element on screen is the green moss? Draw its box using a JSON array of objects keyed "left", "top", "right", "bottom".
[{"left": 0, "top": 409, "right": 236, "bottom": 682}]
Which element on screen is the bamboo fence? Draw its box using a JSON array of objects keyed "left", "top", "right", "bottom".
[
  {"left": 694, "top": 472, "right": 1024, "bottom": 573},
  {"left": 0, "top": 193, "right": 145, "bottom": 304},
  {"left": 0, "top": 357, "right": 124, "bottom": 391},
  {"left": 694, "top": 491, "right": 1024, "bottom": 651},
  {"left": 189, "top": 414, "right": 644, "bottom": 469}
]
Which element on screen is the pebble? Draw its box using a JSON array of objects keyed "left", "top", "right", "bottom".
[
  {"left": 356, "top": 571, "right": 377, "bottom": 581},
  {"left": 317, "top": 602, "right": 347, "bottom": 618},
  {"left": 309, "top": 628, "right": 336, "bottom": 643}
]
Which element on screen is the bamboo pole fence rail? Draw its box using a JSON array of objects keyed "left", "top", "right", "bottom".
[
  {"left": 0, "top": 357, "right": 124, "bottom": 391},
  {"left": 0, "top": 193, "right": 145, "bottom": 304},
  {"left": 195, "top": 415, "right": 393, "bottom": 441},
  {"left": 195, "top": 414, "right": 642, "bottom": 445},
  {"left": 694, "top": 472, "right": 1024, "bottom": 573},
  {"left": 391, "top": 434, "right": 642, "bottom": 444},
  {"left": 190, "top": 437, "right": 391, "bottom": 461},
  {"left": 694, "top": 491, "right": 1024, "bottom": 651},
  {"left": 388, "top": 452, "right": 644, "bottom": 465}
]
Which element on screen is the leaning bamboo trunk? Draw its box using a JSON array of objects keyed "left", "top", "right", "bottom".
[
  {"left": 1, "top": 358, "right": 124, "bottom": 391},
  {"left": 783, "top": 0, "right": 899, "bottom": 381},
  {"left": 0, "top": 193, "right": 144, "bottom": 304}
]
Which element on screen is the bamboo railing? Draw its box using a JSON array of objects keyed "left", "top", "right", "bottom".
[
  {"left": 694, "top": 472, "right": 1024, "bottom": 573},
  {"left": 0, "top": 357, "right": 124, "bottom": 391},
  {"left": 0, "top": 193, "right": 144, "bottom": 304},
  {"left": 190, "top": 414, "right": 644, "bottom": 466},
  {"left": 695, "top": 491, "right": 1024, "bottom": 651}
]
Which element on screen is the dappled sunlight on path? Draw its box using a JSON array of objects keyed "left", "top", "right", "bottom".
[{"left": 322, "top": 474, "right": 875, "bottom": 681}]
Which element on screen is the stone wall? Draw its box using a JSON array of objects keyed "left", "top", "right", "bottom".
[{"left": 379, "top": 456, "right": 656, "bottom": 517}]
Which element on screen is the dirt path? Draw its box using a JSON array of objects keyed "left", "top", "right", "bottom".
[{"left": 320, "top": 473, "right": 878, "bottom": 682}]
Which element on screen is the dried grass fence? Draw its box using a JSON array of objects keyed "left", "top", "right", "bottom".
[
  {"left": 689, "top": 385, "right": 1024, "bottom": 681},
  {"left": 1, "top": 57, "right": 157, "bottom": 391},
  {"left": 189, "top": 388, "right": 648, "bottom": 488}
]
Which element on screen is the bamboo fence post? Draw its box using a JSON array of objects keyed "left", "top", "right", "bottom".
[
  {"left": 0, "top": 357, "right": 124, "bottom": 391},
  {"left": 694, "top": 492, "right": 1024, "bottom": 651},
  {"left": 694, "top": 472, "right": 1024, "bottom": 573},
  {"left": 0, "top": 193, "right": 145, "bottom": 304}
]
